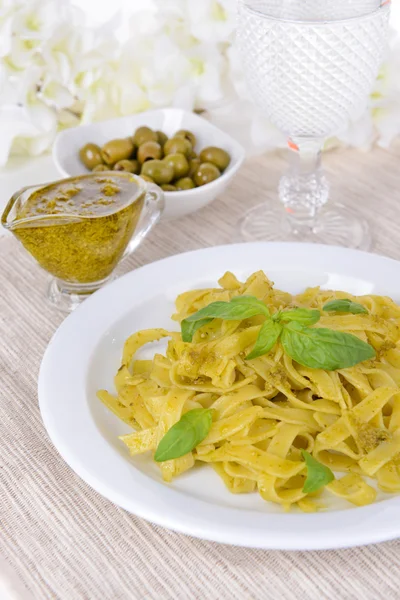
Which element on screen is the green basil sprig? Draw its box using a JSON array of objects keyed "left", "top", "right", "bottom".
[
  {"left": 301, "top": 450, "right": 335, "bottom": 493},
  {"left": 246, "top": 320, "right": 282, "bottom": 360},
  {"left": 181, "top": 297, "right": 269, "bottom": 342},
  {"left": 181, "top": 318, "right": 213, "bottom": 343},
  {"left": 323, "top": 299, "right": 368, "bottom": 315},
  {"left": 281, "top": 321, "right": 375, "bottom": 370},
  {"left": 230, "top": 296, "right": 270, "bottom": 311},
  {"left": 278, "top": 308, "right": 321, "bottom": 325},
  {"left": 180, "top": 295, "right": 376, "bottom": 371},
  {"left": 154, "top": 409, "right": 213, "bottom": 462}
]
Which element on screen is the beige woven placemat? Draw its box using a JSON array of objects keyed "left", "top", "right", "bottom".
[{"left": 2, "top": 145, "right": 400, "bottom": 600}]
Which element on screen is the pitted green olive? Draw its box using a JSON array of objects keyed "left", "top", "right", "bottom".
[
  {"left": 175, "top": 177, "right": 196, "bottom": 190},
  {"left": 79, "top": 143, "right": 103, "bottom": 170},
  {"left": 113, "top": 159, "right": 140, "bottom": 174},
  {"left": 164, "top": 137, "right": 192, "bottom": 158},
  {"left": 101, "top": 138, "right": 134, "bottom": 165},
  {"left": 133, "top": 126, "right": 158, "bottom": 147},
  {"left": 188, "top": 157, "right": 201, "bottom": 178},
  {"left": 193, "top": 162, "right": 221, "bottom": 186},
  {"left": 78, "top": 129, "right": 231, "bottom": 191},
  {"left": 141, "top": 160, "right": 174, "bottom": 185},
  {"left": 163, "top": 153, "right": 189, "bottom": 179},
  {"left": 156, "top": 130, "right": 169, "bottom": 146},
  {"left": 199, "top": 147, "right": 231, "bottom": 171},
  {"left": 175, "top": 129, "right": 196, "bottom": 148},
  {"left": 137, "top": 141, "right": 163, "bottom": 164}
]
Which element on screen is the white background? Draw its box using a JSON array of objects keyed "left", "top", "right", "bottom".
[
  {"left": 72, "top": 0, "right": 400, "bottom": 28},
  {"left": 72, "top": 0, "right": 155, "bottom": 24},
  {"left": 1, "top": 0, "right": 399, "bottom": 233}
]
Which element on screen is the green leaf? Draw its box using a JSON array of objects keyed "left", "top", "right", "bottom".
[
  {"left": 154, "top": 409, "right": 213, "bottom": 462},
  {"left": 181, "top": 297, "right": 270, "bottom": 342},
  {"left": 323, "top": 298, "right": 368, "bottom": 315},
  {"left": 181, "top": 318, "right": 212, "bottom": 343},
  {"left": 184, "top": 299, "right": 269, "bottom": 321},
  {"left": 246, "top": 320, "right": 282, "bottom": 360},
  {"left": 281, "top": 321, "right": 376, "bottom": 371},
  {"left": 302, "top": 450, "right": 335, "bottom": 493},
  {"left": 230, "top": 295, "right": 270, "bottom": 315},
  {"left": 279, "top": 308, "right": 321, "bottom": 326},
  {"left": 271, "top": 310, "right": 282, "bottom": 322},
  {"left": 184, "top": 302, "right": 263, "bottom": 321}
]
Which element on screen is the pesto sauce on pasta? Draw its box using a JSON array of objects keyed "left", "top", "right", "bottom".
[{"left": 97, "top": 271, "right": 400, "bottom": 511}]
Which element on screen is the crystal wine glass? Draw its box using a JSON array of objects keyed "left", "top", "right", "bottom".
[{"left": 236, "top": 0, "right": 391, "bottom": 249}]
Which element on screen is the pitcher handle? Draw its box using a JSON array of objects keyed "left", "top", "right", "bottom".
[{"left": 123, "top": 183, "right": 164, "bottom": 259}]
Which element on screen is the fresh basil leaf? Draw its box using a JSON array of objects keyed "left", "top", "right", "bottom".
[
  {"left": 246, "top": 320, "right": 282, "bottom": 360},
  {"left": 181, "top": 318, "right": 213, "bottom": 343},
  {"left": 281, "top": 321, "right": 375, "bottom": 370},
  {"left": 323, "top": 298, "right": 368, "bottom": 315},
  {"left": 183, "top": 299, "right": 268, "bottom": 325},
  {"left": 302, "top": 450, "right": 334, "bottom": 493},
  {"left": 154, "top": 409, "right": 213, "bottom": 462},
  {"left": 279, "top": 308, "right": 321, "bottom": 326},
  {"left": 181, "top": 297, "right": 270, "bottom": 342},
  {"left": 230, "top": 295, "right": 270, "bottom": 315}
]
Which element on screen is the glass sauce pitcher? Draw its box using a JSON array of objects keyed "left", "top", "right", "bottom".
[{"left": 1, "top": 172, "right": 164, "bottom": 312}]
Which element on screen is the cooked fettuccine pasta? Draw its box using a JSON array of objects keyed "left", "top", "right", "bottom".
[{"left": 97, "top": 271, "right": 400, "bottom": 511}]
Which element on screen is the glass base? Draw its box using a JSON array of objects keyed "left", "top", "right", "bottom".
[
  {"left": 47, "top": 276, "right": 114, "bottom": 312},
  {"left": 236, "top": 202, "right": 371, "bottom": 250}
]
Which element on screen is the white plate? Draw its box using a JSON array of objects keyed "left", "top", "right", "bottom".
[
  {"left": 39, "top": 243, "right": 400, "bottom": 550},
  {"left": 52, "top": 108, "right": 245, "bottom": 221}
]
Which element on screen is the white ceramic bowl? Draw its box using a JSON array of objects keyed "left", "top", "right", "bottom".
[{"left": 52, "top": 108, "right": 245, "bottom": 221}]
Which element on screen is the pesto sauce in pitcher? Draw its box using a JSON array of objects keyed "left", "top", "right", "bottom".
[{"left": 10, "top": 173, "right": 144, "bottom": 284}]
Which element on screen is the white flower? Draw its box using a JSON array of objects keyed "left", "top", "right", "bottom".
[
  {"left": 0, "top": 0, "right": 399, "bottom": 166},
  {"left": 372, "top": 34, "right": 400, "bottom": 148},
  {"left": 4, "top": 0, "right": 72, "bottom": 70},
  {"left": 0, "top": 13, "right": 13, "bottom": 57},
  {"left": 11, "top": 101, "right": 57, "bottom": 158},
  {"left": 336, "top": 111, "right": 376, "bottom": 151},
  {"left": 0, "top": 0, "right": 119, "bottom": 164},
  {"left": 156, "top": 0, "right": 235, "bottom": 43},
  {"left": 0, "top": 102, "right": 56, "bottom": 165},
  {"left": 79, "top": 8, "right": 228, "bottom": 123}
]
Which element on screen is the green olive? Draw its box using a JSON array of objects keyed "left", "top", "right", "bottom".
[
  {"left": 140, "top": 174, "right": 154, "bottom": 183},
  {"left": 133, "top": 126, "right": 158, "bottom": 147},
  {"left": 156, "top": 131, "right": 169, "bottom": 146},
  {"left": 161, "top": 184, "right": 177, "bottom": 192},
  {"left": 137, "top": 141, "right": 163, "bottom": 164},
  {"left": 175, "top": 177, "right": 196, "bottom": 190},
  {"left": 175, "top": 129, "right": 197, "bottom": 148},
  {"left": 188, "top": 157, "right": 201, "bottom": 178},
  {"left": 164, "top": 137, "right": 192, "bottom": 158},
  {"left": 199, "top": 147, "right": 230, "bottom": 171},
  {"left": 141, "top": 160, "right": 174, "bottom": 185},
  {"left": 101, "top": 138, "right": 134, "bottom": 165},
  {"left": 92, "top": 164, "right": 109, "bottom": 172},
  {"left": 113, "top": 159, "right": 140, "bottom": 174},
  {"left": 163, "top": 153, "right": 189, "bottom": 179},
  {"left": 79, "top": 143, "right": 103, "bottom": 170},
  {"left": 193, "top": 162, "right": 220, "bottom": 187}
]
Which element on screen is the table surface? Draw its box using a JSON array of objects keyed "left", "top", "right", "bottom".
[{"left": 2, "top": 144, "right": 400, "bottom": 600}]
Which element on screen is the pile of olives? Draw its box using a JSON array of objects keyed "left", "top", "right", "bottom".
[{"left": 79, "top": 126, "right": 231, "bottom": 191}]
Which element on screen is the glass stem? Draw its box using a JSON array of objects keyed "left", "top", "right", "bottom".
[{"left": 279, "top": 138, "right": 329, "bottom": 234}]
